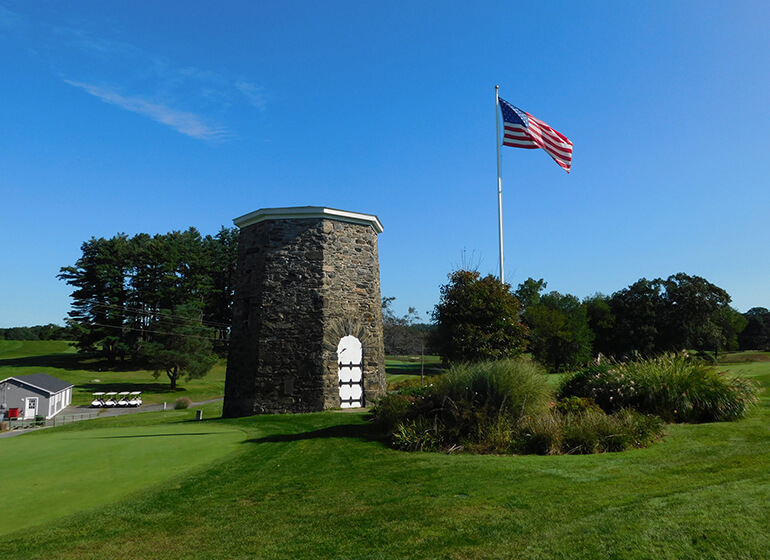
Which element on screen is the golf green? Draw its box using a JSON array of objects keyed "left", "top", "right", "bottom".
[{"left": 0, "top": 421, "right": 245, "bottom": 536}]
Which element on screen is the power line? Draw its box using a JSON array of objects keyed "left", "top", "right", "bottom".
[
  {"left": 88, "top": 322, "right": 229, "bottom": 343},
  {"left": 81, "top": 302, "right": 232, "bottom": 329}
]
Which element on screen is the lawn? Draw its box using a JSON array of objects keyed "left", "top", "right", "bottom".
[
  {"left": 0, "top": 408, "right": 245, "bottom": 536},
  {"left": 385, "top": 354, "right": 443, "bottom": 386},
  {"left": 1, "top": 347, "right": 768, "bottom": 559},
  {"left": 0, "top": 340, "right": 226, "bottom": 406}
]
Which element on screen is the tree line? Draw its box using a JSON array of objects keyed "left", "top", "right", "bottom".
[
  {"left": 0, "top": 324, "right": 73, "bottom": 341},
  {"left": 432, "top": 269, "right": 769, "bottom": 371},
  {"left": 57, "top": 227, "right": 238, "bottom": 363},
  {"left": 55, "top": 226, "right": 770, "bottom": 375}
]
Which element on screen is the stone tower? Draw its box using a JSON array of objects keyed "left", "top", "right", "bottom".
[{"left": 223, "top": 206, "right": 386, "bottom": 417}]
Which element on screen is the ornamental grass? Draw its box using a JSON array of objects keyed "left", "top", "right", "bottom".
[
  {"left": 558, "top": 353, "right": 761, "bottom": 423},
  {"left": 373, "top": 359, "right": 665, "bottom": 454}
]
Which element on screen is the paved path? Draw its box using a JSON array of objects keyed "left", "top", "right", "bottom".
[{"left": 0, "top": 397, "right": 223, "bottom": 439}]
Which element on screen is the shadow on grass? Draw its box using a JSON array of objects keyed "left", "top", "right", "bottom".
[
  {"left": 245, "top": 422, "right": 384, "bottom": 445},
  {"left": 96, "top": 432, "right": 229, "bottom": 439},
  {"left": 79, "top": 382, "right": 186, "bottom": 395},
  {"left": 385, "top": 363, "right": 444, "bottom": 376},
  {"left": 0, "top": 353, "right": 84, "bottom": 370},
  {"left": 0, "top": 353, "right": 144, "bottom": 373}
]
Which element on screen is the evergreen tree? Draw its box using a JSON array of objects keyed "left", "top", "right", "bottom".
[
  {"left": 57, "top": 235, "right": 132, "bottom": 362},
  {"left": 58, "top": 227, "right": 239, "bottom": 362},
  {"left": 135, "top": 303, "right": 217, "bottom": 390}
]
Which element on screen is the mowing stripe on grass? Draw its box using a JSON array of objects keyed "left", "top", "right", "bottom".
[{"left": 0, "top": 422, "right": 245, "bottom": 536}]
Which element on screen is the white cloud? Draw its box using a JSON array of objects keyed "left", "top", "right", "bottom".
[
  {"left": 0, "top": 5, "right": 26, "bottom": 34},
  {"left": 10, "top": 9, "right": 266, "bottom": 139},
  {"left": 235, "top": 80, "right": 267, "bottom": 110},
  {"left": 63, "top": 79, "right": 228, "bottom": 140}
]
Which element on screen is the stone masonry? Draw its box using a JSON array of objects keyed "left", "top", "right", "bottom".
[{"left": 222, "top": 207, "right": 386, "bottom": 416}]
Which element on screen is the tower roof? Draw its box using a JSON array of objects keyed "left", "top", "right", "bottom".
[{"left": 233, "top": 206, "right": 383, "bottom": 234}]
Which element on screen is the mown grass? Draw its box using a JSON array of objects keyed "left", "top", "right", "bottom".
[
  {"left": 0, "top": 340, "right": 226, "bottom": 405},
  {"left": 0, "top": 407, "right": 245, "bottom": 536},
  {"left": 2, "top": 346, "right": 769, "bottom": 558},
  {"left": 4, "top": 407, "right": 770, "bottom": 559},
  {"left": 385, "top": 354, "right": 443, "bottom": 387}
]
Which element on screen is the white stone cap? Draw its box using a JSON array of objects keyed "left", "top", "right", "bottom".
[{"left": 233, "top": 206, "right": 383, "bottom": 234}]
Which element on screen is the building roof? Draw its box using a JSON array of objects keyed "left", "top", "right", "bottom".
[
  {"left": 233, "top": 206, "right": 384, "bottom": 234},
  {"left": 1, "top": 373, "right": 73, "bottom": 395}
]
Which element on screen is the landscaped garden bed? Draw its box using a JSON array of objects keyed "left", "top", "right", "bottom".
[{"left": 373, "top": 354, "right": 760, "bottom": 455}]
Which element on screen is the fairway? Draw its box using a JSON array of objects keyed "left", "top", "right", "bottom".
[
  {"left": 0, "top": 420, "right": 245, "bottom": 536},
  {"left": 0, "top": 353, "right": 769, "bottom": 558},
  {"left": 0, "top": 340, "right": 227, "bottom": 406}
]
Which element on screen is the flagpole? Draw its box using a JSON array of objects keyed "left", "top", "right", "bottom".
[{"left": 495, "top": 85, "right": 505, "bottom": 285}]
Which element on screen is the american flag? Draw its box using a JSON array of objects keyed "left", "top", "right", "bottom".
[{"left": 499, "top": 98, "right": 573, "bottom": 173}]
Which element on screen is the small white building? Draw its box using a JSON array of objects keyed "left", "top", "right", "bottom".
[{"left": 0, "top": 373, "right": 74, "bottom": 420}]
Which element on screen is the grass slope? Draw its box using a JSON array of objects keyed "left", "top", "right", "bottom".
[
  {"left": 1, "top": 348, "right": 768, "bottom": 559},
  {"left": 2, "top": 396, "right": 769, "bottom": 557},
  {"left": 0, "top": 340, "right": 226, "bottom": 405},
  {"left": 0, "top": 408, "right": 245, "bottom": 536},
  {"left": 385, "top": 355, "right": 443, "bottom": 386}
]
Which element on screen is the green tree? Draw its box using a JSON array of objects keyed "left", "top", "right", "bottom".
[
  {"left": 739, "top": 307, "right": 770, "bottom": 350},
  {"left": 516, "top": 281, "right": 593, "bottom": 372},
  {"left": 58, "top": 235, "right": 132, "bottom": 362},
  {"left": 59, "top": 227, "right": 239, "bottom": 362},
  {"left": 600, "top": 274, "right": 739, "bottom": 358},
  {"left": 514, "top": 277, "right": 547, "bottom": 309},
  {"left": 136, "top": 303, "right": 217, "bottom": 390},
  {"left": 584, "top": 293, "right": 616, "bottom": 357},
  {"left": 659, "top": 273, "right": 735, "bottom": 355},
  {"left": 382, "top": 297, "right": 425, "bottom": 356},
  {"left": 0, "top": 327, "right": 33, "bottom": 340},
  {"left": 607, "top": 278, "right": 665, "bottom": 357},
  {"left": 433, "top": 269, "right": 527, "bottom": 363},
  {"left": 203, "top": 227, "right": 239, "bottom": 345}
]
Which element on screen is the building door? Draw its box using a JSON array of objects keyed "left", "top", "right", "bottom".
[
  {"left": 337, "top": 335, "right": 364, "bottom": 408},
  {"left": 24, "top": 397, "right": 38, "bottom": 420}
]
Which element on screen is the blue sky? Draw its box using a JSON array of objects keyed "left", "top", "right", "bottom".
[{"left": 1, "top": 1, "right": 769, "bottom": 328}]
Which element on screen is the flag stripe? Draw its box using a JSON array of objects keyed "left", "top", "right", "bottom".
[
  {"left": 499, "top": 97, "right": 572, "bottom": 173},
  {"left": 503, "top": 125, "right": 539, "bottom": 149}
]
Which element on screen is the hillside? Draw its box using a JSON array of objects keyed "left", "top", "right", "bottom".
[{"left": 1, "top": 346, "right": 769, "bottom": 558}]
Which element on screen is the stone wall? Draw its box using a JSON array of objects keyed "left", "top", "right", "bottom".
[{"left": 223, "top": 208, "right": 385, "bottom": 417}]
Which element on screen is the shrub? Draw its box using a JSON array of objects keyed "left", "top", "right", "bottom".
[
  {"left": 391, "top": 418, "right": 444, "bottom": 452},
  {"left": 174, "top": 397, "right": 192, "bottom": 410},
  {"left": 373, "top": 358, "right": 668, "bottom": 455},
  {"left": 371, "top": 391, "right": 425, "bottom": 432},
  {"left": 388, "top": 375, "right": 440, "bottom": 392},
  {"left": 559, "top": 354, "right": 761, "bottom": 422},
  {"left": 560, "top": 408, "right": 664, "bottom": 454},
  {"left": 436, "top": 358, "right": 551, "bottom": 421},
  {"left": 554, "top": 396, "right": 603, "bottom": 415},
  {"left": 373, "top": 358, "right": 551, "bottom": 453},
  {"left": 515, "top": 413, "right": 562, "bottom": 455},
  {"left": 513, "top": 407, "right": 665, "bottom": 455}
]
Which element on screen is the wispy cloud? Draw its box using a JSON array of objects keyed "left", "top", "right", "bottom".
[
  {"left": 63, "top": 79, "right": 227, "bottom": 140},
  {"left": 53, "top": 25, "right": 147, "bottom": 62},
  {"left": 236, "top": 80, "right": 267, "bottom": 110},
  {"left": 0, "top": 5, "right": 26, "bottom": 34},
  {"left": 6, "top": 7, "right": 266, "bottom": 141}
]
